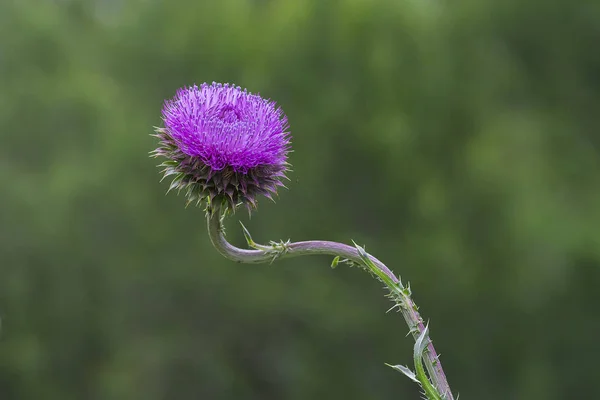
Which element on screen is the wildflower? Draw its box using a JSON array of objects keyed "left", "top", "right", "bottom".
[{"left": 152, "top": 82, "right": 291, "bottom": 212}]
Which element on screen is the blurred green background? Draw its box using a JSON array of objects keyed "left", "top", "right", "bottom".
[{"left": 1, "top": 0, "right": 600, "bottom": 399}]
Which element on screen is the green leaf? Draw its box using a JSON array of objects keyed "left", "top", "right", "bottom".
[
  {"left": 413, "top": 324, "right": 443, "bottom": 400},
  {"left": 331, "top": 256, "right": 340, "bottom": 269},
  {"left": 386, "top": 363, "right": 419, "bottom": 383},
  {"left": 239, "top": 221, "right": 256, "bottom": 248}
]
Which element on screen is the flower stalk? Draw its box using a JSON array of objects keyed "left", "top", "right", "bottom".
[{"left": 206, "top": 204, "right": 454, "bottom": 400}]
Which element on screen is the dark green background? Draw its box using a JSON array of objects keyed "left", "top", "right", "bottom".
[{"left": 1, "top": 0, "right": 599, "bottom": 399}]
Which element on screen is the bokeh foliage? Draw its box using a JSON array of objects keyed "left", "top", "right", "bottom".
[{"left": 1, "top": 0, "right": 599, "bottom": 399}]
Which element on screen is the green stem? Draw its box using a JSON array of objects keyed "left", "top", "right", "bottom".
[{"left": 206, "top": 207, "right": 454, "bottom": 399}]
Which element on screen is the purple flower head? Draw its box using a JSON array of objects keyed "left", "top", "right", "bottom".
[{"left": 152, "top": 83, "right": 291, "bottom": 212}]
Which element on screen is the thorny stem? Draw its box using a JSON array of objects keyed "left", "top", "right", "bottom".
[{"left": 207, "top": 207, "right": 454, "bottom": 399}]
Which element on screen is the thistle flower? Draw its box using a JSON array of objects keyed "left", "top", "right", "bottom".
[
  {"left": 153, "top": 83, "right": 455, "bottom": 400},
  {"left": 151, "top": 82, "right": 291, "bottom": 212}
]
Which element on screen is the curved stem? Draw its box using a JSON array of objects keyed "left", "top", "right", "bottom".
[{"left": 207, "top": 209, "right": 454, "bottom": 399}]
